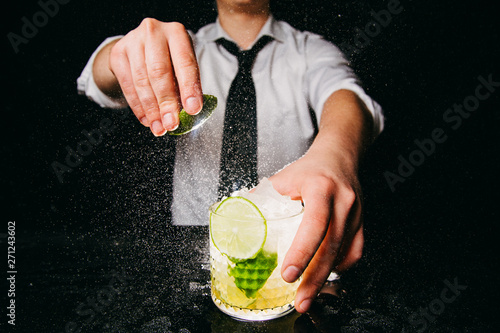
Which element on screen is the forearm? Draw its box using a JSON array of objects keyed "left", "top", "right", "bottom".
[
  {"left": 272, "top": 90, "right": 372, "bottom": 312},
  {"left": 309, "top": 89, "right": 374, "bottom": 171},
  {"left": 92, "top": 38, "right": 122, "bottom": 99}
]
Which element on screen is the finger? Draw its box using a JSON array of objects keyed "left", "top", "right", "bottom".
[
  {"left": 335, "top": 225, "right": 364, "bottom": 272},
  {"left": 165, "top": 22, "right": 203, "bottom": 115},
  {"left": 332, "top": 195, "right": 363, "bottom": 268},
  {"left": 281, "top": 183, "right": 334, "bottom": 284},
  {"left": 293, "top": 187, "right": 357, "bottom": 313},
  {"left": 144, "top": 22, "right": 181, "bottom": 131},
  {"left": 268, "top": 172, "right": 301, "bottom": 200},
  {"left": 127, "top": 40, "right": 166, "bottom": 136},
  {"left": 294, "top": 221, "right": 340, "bottom": 313},
  {"left": 109, "top": 43, "right": 149, "bottom": 127}
]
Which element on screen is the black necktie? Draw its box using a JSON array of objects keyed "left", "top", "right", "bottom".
[{"left": 217, "top": 35, "right": 273, "bottom": 199}]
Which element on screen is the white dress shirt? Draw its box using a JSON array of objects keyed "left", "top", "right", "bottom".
[{"left": 77, "top": 15, "right": 384, "bottom": 226}]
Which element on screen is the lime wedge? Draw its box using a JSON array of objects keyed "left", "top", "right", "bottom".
[
  {"left": 168, "top": 94, "right": 218, "bottom": 135},
  {"left": 210, "top": 197, "right": 267, "bottom": 261},
  {"left": 230, "top": 250, "right": 277, "bottom": 298}
]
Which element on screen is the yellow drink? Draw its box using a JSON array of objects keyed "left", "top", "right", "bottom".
[{"left": 209, "top": 187, "right": 303, "bottom": 321}]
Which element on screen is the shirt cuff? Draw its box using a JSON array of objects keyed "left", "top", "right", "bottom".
[
  {"left": 77, "top": 35, "right": 128, "bottom": 109},
  {"left": 315, "top": 80, "right": 384, "bottom": 138}
]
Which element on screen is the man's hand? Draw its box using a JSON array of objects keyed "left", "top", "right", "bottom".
[
  {"left": 270, "top": 147, "right": 364, "bottom": 312},
  {"left": 270, "top": 89, "right": 374, "bottom": 313},
  {"left": 93, "top": 18, "right": 203, "bottom": 136}
]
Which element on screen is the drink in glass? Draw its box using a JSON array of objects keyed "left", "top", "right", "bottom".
[{"left": 209, "top": 178, "right": 303, "bottom": 321}]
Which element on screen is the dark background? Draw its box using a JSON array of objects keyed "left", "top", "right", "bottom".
[{"left": 2, "top": 0, "right": 499, "bottom": 332}]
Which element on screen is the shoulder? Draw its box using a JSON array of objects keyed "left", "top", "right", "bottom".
[
  {"left": 273, "top": 19, "right": 318, "bottom": 39},
  {"left": 273, "top": 19, "right": 344, "bottom": 60},
  {"left": 273, "top": 19, "right": 339, "bottom": 51}
]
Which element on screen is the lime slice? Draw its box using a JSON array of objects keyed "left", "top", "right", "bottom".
[
  {"left": 168, "top": 94, "right": 218, "bottom": 135},
  {"left": 210, "top": 197, "right": 267, "bottom": 261}
]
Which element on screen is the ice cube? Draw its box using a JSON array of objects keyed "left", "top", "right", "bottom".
[
  {"left": 231, "top": 188, "right": 249, "bottom": 197},
  {"left": 252, "top": 178, "right": 285, "bottom": 201},
  {"left": 235, "top": 178, "right": 303, "bottom": 219}
]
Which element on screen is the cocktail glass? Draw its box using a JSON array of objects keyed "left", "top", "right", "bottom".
[{"left": 209, "top": 179, "right": 303, "bottom": 321}]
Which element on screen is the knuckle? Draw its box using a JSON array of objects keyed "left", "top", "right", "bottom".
[
  {"left": 118, "top": 74, "right": 133, "bottom": 88},
  {"left": 128, "top": 101, "right": 143, "bottom": 114},
  {"left": 176, "top": 54, "right": 199, "bottom": 75},
  {"left": 158, "top": 98, "right": 180, "bottom": 113},
  {"left": 118, "top": 77, "right": 136, "bottom": 96},
  {"left": 351, "top": 246, "right": 363, "bottom": 263},
  {"left": 141, "top": 98, "right": 159, "bottom": 114},
  {"left": 309, "top": 277, "right": 326, "bottom": 290},
  {"left": 166, "top": 21, "right": 187, "bottom": 34},
  {"left": 132, "top": 67, "right": 150, "bottom": 87},
  {"left": 339, "top": 186, "right": 358, "bottom": 208},
  {"left": 120, "top": 87, "right": 135, "bottom": 103},
  {"left": 341, "top": 187, "right": 357, "bottom": 208},
  {"left": 141, "top": 17, "right": 159, "bottom": 31},
  {"left": 109, "top": 41, "right": 124, "bottom": 58},
  {"left": 311, "top": 174, "right": 336, "bottom": 194},
  {"left": 148, "top": 61, "right": 171, "bottom": 79},
  {"left": 178, "top": 55, "right": 196, "bottom": 68}
]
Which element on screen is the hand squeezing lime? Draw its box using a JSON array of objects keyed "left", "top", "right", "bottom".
[
  {"left": 210, "top": 197, "right": 277, "bottom": 298},
  {"left": 168, "top": 94, "right": 218, "bottom": 135}
]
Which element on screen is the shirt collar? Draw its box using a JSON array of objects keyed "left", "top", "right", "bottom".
[{"left": 201, "top": 14, "right": 286, "bottom": 48}]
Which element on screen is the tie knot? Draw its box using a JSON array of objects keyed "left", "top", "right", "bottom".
[
  {"left": 237, "top": 51, "right": 257, "bottom": 71},
  {"left": 217, "top": 35, "right": 273, "bottom": 72}
]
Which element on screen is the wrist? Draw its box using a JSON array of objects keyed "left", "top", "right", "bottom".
[
  {"left": 309, "top": 125, "right": 365, "bottom": 170},
  {"left": 311, "top": 90, "right": 375, "bottom": 172},
  {"left": 92, "top": 39, "right": 122, "bottom": 98}
]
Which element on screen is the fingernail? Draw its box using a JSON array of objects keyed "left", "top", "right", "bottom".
[
  {"left": 185, "top": 97, "right": 202, "bottom": 114},
  {"left": 282, "top": 265, "right": 300, "bottom": 282},
  {"left": 299, "top": 299, "right": 312, "bottom": 313},
  {"left": 140, "top": 117, "right": 149, "bottom": 126},
  {"left": 162, "top": 113, "right": 179, "bottom": 131},
  {"left": 151, "top": 120, "right": 165, "bottom": 136}
]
